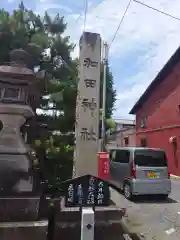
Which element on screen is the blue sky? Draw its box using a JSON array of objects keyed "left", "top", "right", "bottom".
[{"left": 3, "top": 0, "right": 180, "bottom": 119}]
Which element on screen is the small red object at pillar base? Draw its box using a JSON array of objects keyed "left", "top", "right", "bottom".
[{"left": 98, "top": 152, "right": 110, "bottom": 180}]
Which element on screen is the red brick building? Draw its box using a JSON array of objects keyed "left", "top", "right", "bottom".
[{"left": 130, "top": 47, "right": 180, "bottom": 176}]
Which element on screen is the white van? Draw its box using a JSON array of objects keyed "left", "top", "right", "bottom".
[{"left": 109, "top": 147, "right": 171, "bottom": 200}]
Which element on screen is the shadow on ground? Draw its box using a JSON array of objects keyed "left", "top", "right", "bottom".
[
  {"left": 132, "top": 195, "right": 177, "bottom": 204},
  {"left": 110, "top": 185, "right": 177, "bottom": 204}
]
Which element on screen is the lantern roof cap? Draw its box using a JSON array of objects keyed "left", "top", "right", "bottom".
[{"left": 0, "top": 49, "right": 34, "bottom": 77}]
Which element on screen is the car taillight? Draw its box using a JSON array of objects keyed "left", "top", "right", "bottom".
[
  {"left": 168, "top": 171, "right": 170, "bottom": 179},
  {"left": 130, "top": 161, "right": 136, "bottom": 179}
]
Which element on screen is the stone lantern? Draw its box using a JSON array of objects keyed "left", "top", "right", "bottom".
[{"left": 0, "top": 49, "right": 45, "bottom": 196}]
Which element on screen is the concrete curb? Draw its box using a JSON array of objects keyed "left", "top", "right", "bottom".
[{"left": 170, "top": 174, "right": 180, "bottom": 180}]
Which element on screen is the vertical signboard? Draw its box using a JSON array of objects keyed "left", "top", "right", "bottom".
[
  {"left": 63, "top": 175, "right": 110, "bottom": 207},
  {"left": 74, "top": 32, "right": 101, "bottom": 177}
]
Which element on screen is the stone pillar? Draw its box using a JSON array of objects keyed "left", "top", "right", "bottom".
[{"left": 74, "top": 32, "right": 101, "bottom": 177}]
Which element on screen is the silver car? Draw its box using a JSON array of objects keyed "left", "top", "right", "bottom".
[{"left": 109, "top": 147, "right": 171, "bottom": 200}]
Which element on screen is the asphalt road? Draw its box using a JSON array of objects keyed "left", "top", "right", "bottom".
[{"left": 111, "top": 178, "right": 180, "bottom": 240}]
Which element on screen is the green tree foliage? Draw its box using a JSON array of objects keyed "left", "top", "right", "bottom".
[
  {"left": 99, "top": 64, "right": 116, "bottom": 139},
  {"left": 100, "top": 64, "right": 116, "bottom": 119},
  {"left": 0, "top": 3, "right": 116, "bottom": 188}
]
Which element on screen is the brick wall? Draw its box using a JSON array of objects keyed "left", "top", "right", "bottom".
[
  {"left": 135, "top": 63, "right": 180, "bottom": 175},
  {"left": 136, "top": 63, "right": 180, "bottom": 131}
]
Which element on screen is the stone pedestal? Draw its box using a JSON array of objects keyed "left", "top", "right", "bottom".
[
  {"left": 0, "top": 198, "right": 40, "bottom": 222},
  {"left": 54, "top": 206, "right": 126, "bottom": 240},
  {"left": 0, "top": 221, "right": 48, "bottom": 240}
]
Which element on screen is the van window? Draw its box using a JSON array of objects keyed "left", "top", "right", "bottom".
[
  {"left": 112, "top": 150, "right": 130, "bottom": 163},
  {"left": 134, "top": 150, "right": 167, "bottom": 167}
]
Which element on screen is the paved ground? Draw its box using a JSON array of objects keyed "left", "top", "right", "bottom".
[{"left": 111, "top": 178, "right": 180, "bottom": 240}]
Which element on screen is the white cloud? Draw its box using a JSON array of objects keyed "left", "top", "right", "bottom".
[
  {"left": 39, "top": 0, "right": 49, "bottom": 3},
  {"left": 35, "top": 1, "right": 73, "bottom": 15},
  {"left": 65, "top": 0, "right": 180, "bottom": 119},
  {"left": 32, "top": 0, "right": 180, "bottom": 119}
]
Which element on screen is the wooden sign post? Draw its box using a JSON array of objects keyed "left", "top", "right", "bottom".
[{"left": 61, "top": 174, "right": 110, "bottom": 240}]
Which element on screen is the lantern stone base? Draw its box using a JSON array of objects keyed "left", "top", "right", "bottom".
[
  {"left": 0, "top": 220, "right": 48, "bottom": 240},
  {"left": 0, "top": 154, "right": 34, "bottom": 194},
  {"left": 0, "top": 197, "right": 40, "bottom": 222},
  {"left": 0, "top": 196, "right": 49, "bottom": 240}
]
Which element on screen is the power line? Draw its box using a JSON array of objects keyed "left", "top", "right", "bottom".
[
  {"left": 134, "top": 0, "right": 180, "bottom": 21},
  {"left": 108, "top": 0, "right": 180, "bottom": 50},
  {"left": 69, "top": 1, "right": 90, "bottom": 26},
  {"left": 109, "top": 0, "right": 132, "bottom": 49},
  {"left": 73, "top": 0, "right": 107, "bottom": 30},
  {"left": 83, "top": 0, "right": 88, "bottom": 31}
]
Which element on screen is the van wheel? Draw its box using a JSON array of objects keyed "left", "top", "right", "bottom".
[
  {"left": 160, "top": 194, "right": 168, "bottom": 200},
  {"left": 123, "top": 183, "right": 133, "bottom": 200}
]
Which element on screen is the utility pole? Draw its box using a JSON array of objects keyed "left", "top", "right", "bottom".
[{"left": 101, "top": 42, "right": 109, "bottom": 151}]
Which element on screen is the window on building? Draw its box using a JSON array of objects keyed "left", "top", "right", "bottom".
[
  {"left": 140, "top": 137, "right": 148, "bottom": 147},
  {"left": 124, "top": 137, "right": 129, "bottom": 146},
  {"left": 4, "top": 87, "right": 20, "bottom": 100},
  {"left": 140, "top": 116, "right": 147, "bottom": 128},
  {"left": 19, "top": 89, "right": 26, "bottom": 102},
  {"left": 0, "top": 88, "right": 4, "bottom": 99},
  {"left": 178, "top": 105, "right": 180, "bottom": 112},
  {"left": 0, "top": 120, "right": 3, "bottom": 132}
]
